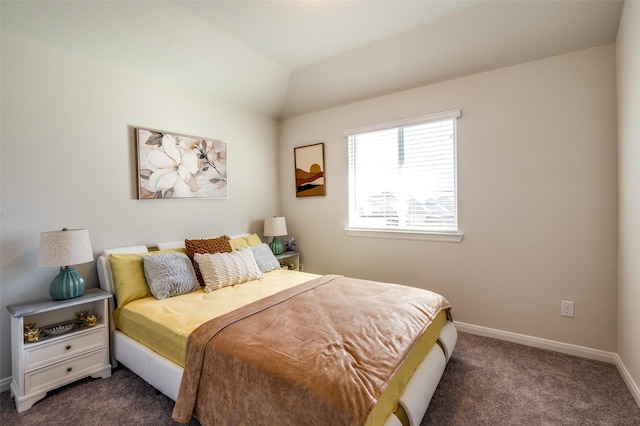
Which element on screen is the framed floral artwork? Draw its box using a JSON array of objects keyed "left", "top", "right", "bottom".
[
  {"left": 136, "top": 128, "right": 227, "bottom": 199},
  {"left": 294, "top": 142, "right": 326, "bottom": 197}
]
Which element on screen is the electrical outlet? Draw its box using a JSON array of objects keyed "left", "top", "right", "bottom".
[{"left": 561, "top": 300, "right": 574, "bottom": 317}]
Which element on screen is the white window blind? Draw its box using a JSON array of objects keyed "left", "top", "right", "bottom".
[{"left": 347, "top": 109, "right": 460, "bottom": 233}]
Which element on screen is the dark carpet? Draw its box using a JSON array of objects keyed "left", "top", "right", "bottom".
[
  {"left": 1, "top": 332, "right": 638, "bottom": 425},
  {"left": 422, "top": 333, "right": 640, "bottom": 425}
]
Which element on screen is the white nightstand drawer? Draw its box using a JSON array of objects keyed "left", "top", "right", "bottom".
[
  {"left": 25, "top": 327, "right": 106, "bottom": 371},
  {"left": 24, "top": 348, "right": 108, "bottom": 395}
]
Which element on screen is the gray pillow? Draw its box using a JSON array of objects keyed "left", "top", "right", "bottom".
[
  {"left": 142, "top": 252, "right": 200, "bottom": 299},
  {"left": 250, "top": 243, "right": 281, "bottom": 273}
]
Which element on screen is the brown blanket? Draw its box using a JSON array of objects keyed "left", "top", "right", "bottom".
[{"left": 173, "top": 274, "right": 451, "bottom": 426}]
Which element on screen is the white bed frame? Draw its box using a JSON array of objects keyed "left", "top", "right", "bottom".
[{"left": 96, "top": 240, "right": 457, "bottom": 426}]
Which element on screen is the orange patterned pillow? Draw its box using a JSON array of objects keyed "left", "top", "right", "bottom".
[{"left": 185, "top": 236, "right": 232, "bottom": 284}]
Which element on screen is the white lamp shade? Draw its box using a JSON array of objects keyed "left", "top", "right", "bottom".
[
  {"left": 263, "top": 217, "right": 288, "bottom": 237},
  {"left": 38, "top": 228, "right": 94, "bottom": 267}
]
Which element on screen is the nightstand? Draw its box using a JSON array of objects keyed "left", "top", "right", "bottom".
[
  {"left": 275, "top": 251, "right": 301, "bottom": 271},
  {"left": 7, "top": 288, "right": 112, "bottom": 412}
]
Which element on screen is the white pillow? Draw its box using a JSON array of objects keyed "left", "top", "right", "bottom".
[
  {"left": 195, "top": 249, "right": 263, "bottom": 292},
  {"left": 250, "top": 243, "right": 281, "bottom": 273},
  {"left": 142, "top": 252, "right": 200, "bottom": 299}
]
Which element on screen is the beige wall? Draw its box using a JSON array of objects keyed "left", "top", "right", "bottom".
[
  {"left": 0, "top": 34, "right": 281, "bottom": 380},
  {"left": 281, "top": 45, "right": 618, "bottom": 352},
  {"left": 617, "top": 0, "right": 640, "bottom": 402}
]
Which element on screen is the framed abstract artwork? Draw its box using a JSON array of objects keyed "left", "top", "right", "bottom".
[
  {"left": 294, "top": 143, "right": 326, "bottom": 197},
  {"left": 136, "top": 128, "right": 227, "bottom": 199}
]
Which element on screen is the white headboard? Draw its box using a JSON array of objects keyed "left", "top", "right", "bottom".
[{"left": 156, "top": 241, "right": 185, "bottom": 250}]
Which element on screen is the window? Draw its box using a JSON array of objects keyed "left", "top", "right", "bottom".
[{"left": 346, "top": 109, "right": 461, "bottom": 238}]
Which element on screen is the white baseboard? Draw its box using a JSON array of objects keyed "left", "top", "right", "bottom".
[
  {"left": 454, "top": 321, "right": 640, "bottom": 407},
  {"left": 454, "top": 321, "right": 617, "bottom": 362},
  {"left": 1, "top": 376, "right": 11, "bottom": 393},
  {"left": 613, "top": 353, "right": 640, "bottom": 407}
]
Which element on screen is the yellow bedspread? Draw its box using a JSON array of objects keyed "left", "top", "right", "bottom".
[{"left": 116, "top": 269, "right": 320, "bottom": 366}]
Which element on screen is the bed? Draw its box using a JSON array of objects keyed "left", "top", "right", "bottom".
[{"left": 96, "top": 234, "right": 457, "bottom": 426}]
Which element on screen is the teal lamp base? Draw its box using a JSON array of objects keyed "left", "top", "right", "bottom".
[
  {"left": 269, "top": 237, "right": 284, "bottom": 255},
  {"left": 50, "top": 266, "right": 85, "bottom": 300}
]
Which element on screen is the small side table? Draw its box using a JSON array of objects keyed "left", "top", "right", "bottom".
[
  {"left": 275, "top": 251, "right": 301, "bottom": 271},
  {"left": 7, "top": 288, "right": 112, "bottom": 412}
]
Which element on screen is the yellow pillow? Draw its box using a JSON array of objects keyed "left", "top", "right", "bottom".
[
  {"left": 109, "top": 248, "right": 187, "bottom": 308},
  {"left": 229, "top": 233, "right": 263, "bottom": 250},
  {"left": 229, "top": 237, "right": 250, "bottom": 251},
  {"left": 246, "top": 233, "right": 263, "bottom": 246}
]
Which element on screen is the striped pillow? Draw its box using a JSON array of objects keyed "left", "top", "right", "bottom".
[
  {"left": 194, "top": 249, "right": 263, "bottom": 292},
  {"left": 185, "top": 236, "right": 232, "bottom": 285}
]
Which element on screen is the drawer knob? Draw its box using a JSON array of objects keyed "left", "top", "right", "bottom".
[
  {"left": 66, "top": 367, "right": 72, "bottom": 372},
  {"left": 66, "top": 345, "right": 71, "bottom": 350}
]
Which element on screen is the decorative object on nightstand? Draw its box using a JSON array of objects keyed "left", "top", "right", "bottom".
[
  {"left": 23, "top": 324, "right": 40, "bottom": 343},
  {"left": 264, "top": 216, "right": 287, "bottom": 255},
  {"left": 76, "top": 310, "right": 98, "bottom": 327},
  {"left": 38, "top": 228, "right": 94, "bottom": 300},
  {"left": 284, "top": 237, "right": 296, "bottom": 252},
  {"left": 275, "top": 251, "right": 301, "bottom": 271}
]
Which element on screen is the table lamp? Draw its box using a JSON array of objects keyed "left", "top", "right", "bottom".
[
  {"left": 263, "top": 217, "right": 287, "bottom": 255},
  {"left": 38, "top": 228, "right": 94, "bottom": 300}
]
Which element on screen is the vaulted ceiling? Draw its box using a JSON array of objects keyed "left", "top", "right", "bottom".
[{"left": 1, "top": 1, "right": 624, "bottom": 119}]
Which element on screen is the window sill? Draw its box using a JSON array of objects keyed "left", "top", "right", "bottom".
[{"left": 344, "top": 228, "right": 464, "bottom": 243}]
